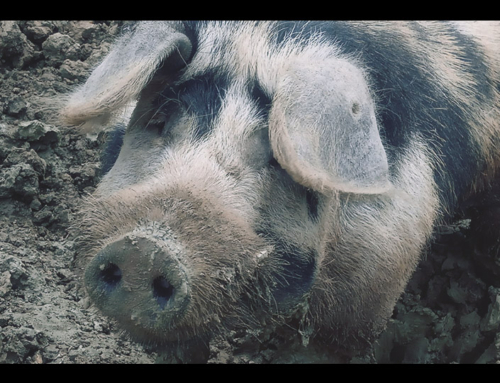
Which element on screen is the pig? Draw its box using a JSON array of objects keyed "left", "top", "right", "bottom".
[{"left": 60, "top": 21, "right": 500, "bottom": 356}]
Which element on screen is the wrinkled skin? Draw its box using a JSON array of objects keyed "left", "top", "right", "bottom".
[{"left": 63, "top": 21, "right": 500, "bottom": 355}]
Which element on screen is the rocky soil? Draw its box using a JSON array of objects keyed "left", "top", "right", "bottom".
[{"left": 1, "top": 20, "right": 499, "bottom": 364}]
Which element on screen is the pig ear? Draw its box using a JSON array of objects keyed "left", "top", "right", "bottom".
[
  {"left": 60, "top": 21, "right": 192, "bottom": 131},
  {"left": 269, "top": 58, "right": 392, "bottom": 195}
]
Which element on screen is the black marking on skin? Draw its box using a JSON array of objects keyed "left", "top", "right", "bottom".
[
  {"left": 175, "top": 68, "right": 231, "bottom": 140},
  {"left": 271, "top": 21, "right": 485, "bottom": 219},
  {"left": 272, "top": 246, "right": 317, "bottom": 304},
  {"left": 306, "top": 189, "right": 319, "bottom": 221},
  {"left": 250, "top": 81, "right": 272, "bottom": 117}
]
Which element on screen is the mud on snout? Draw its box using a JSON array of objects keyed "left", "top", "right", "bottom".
[{"left": 71, "top": 182, "right": 296, "bottom": 344}]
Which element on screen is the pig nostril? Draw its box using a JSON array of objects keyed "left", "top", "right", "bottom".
[
  {"left": 99, "top": 263, "right": 122, "bottom": 291},
  {"left": 152, "top": 276, "right": 174, "bottom": 309}
]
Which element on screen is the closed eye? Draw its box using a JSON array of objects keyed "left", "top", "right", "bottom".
[{"left": 144, "top": 91, "right": 182, "bottom": 136}]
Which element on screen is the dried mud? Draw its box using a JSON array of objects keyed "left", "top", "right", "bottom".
[{"left": 1, "top": 20, "right": 499, "bottom": 364}]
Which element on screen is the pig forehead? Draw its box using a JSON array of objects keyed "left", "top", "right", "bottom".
[
  {"left": 173, "top": 21, "right": 373, "bottom": 144},
  {"left": 181, "top": 22, "right": 271, "bottom": 79},
  {"left": 179, "top": 21, "right": 345, "bottom": 93}
]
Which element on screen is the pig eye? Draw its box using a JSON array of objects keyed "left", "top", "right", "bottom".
[
  {"left": 146, "top": 99, "right": 180, "bottom": 137},
  {"left": 141, "top": 85, "right": 183, "bottom": 136},
  {"left": 145, "top": 118, "right": 166, "bottom": 136}
]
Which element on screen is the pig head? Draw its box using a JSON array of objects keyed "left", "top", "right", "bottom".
[{"left": 61, "top": 21, "right": 439, "bottom": 350}]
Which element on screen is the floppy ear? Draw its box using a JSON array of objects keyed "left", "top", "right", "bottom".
[
  {"left": 60, "top": 21, "right": 192, "bottom": 132},
  {"left": 269, "top": 57, "right": 392, "bottom": 195}
]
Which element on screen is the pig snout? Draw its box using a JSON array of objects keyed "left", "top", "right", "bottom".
[
  {"left": 76, "top": 186, "right": 278, "bottom": 342},
  {"left": 84, "top": 233, "right": 190, "bottom": 333}
]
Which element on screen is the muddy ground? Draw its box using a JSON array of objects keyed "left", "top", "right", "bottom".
[{"left": 1, "top": 20, "right": 499, "bottom": 364}]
